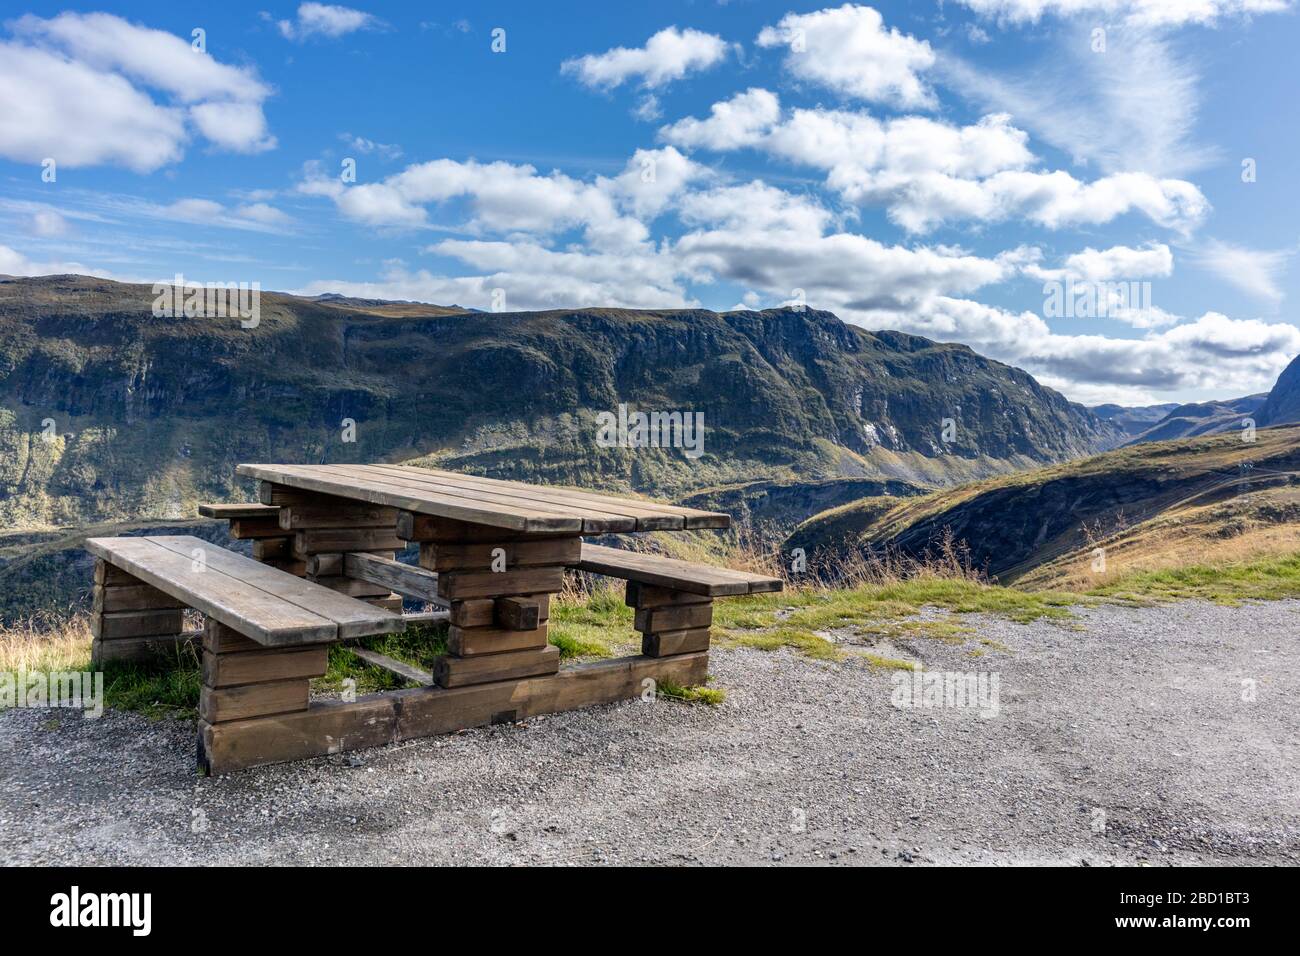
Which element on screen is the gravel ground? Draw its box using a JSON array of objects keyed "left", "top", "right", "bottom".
[{"left": 2, "top": 599, "right": 1297, "bottom": 866}]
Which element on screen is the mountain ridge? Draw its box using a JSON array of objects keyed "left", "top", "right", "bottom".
[{"left": 0, "top": 274, "right": 1119, "bottom": 531}]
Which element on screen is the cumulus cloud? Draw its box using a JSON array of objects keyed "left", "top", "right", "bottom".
[
  {"left": 661, "top": 92, "right": 1208, "bottom": 232},
  {"left": 276, "top": 3, "right": 381, "bottom": 41},
  {"left": 756, "top": 5, "right": 937, "bottom": 109},
  {"left": 0, "top": 13, "right": 273, "bottom": 170},
  {"left": 1024, "top": 242, "right": 1174, "bottom": 281},
  {"left": 562, "top": 27, "right": 730, "bottom": 90},
  {"left": 299, "top": 148, "right": 707, "bottom": 244},
  {"left": 659, "top": 88, "right": 781, "bottom": 150}
]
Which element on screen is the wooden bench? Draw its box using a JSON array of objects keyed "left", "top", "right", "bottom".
[
  {"left": 577, "top": 543, "right": 782, "bottom": 657},
  {"left": 85, "top": 535, "right": 404, "bottom": 773}
]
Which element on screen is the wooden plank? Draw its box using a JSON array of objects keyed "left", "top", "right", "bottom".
[
  {"left": 350, "top": 647, "right": 433, "bottom": 686},
  {"left": 91, "top": 608, "right": 185, "bottom": 640},
  {"left": 229, "top": 518, "right": 289, "bottom": 539},
  {"left": 437, "top": 566, "right": 566, "bottom": 601},
  {"left": 237, "top": 464, "right": 582, "bottom": 534},
  {"left": 92, "top": 632, "right": 201, "bottom": 666},
  {"left": 200, "top": 653, "right": 709, "bottom": 773},
  {"left": 579, "top": 544, "right": 782, "bottom": 596},
  {"left": 495, "top": 596, "right": 541, "bottom": 631},
  {"left": 95, "top": 560, "right": 139, "bottom": 587},
  {"left": 448, "top": 598, "right": 496, "bottom": 628},
  {"left": 93, "top": 583, "right": 185, "bottom": 614},
  {"left": 435, "top": 644, "right": 560, "bottom": 687},
  {"left": 262, "top": 558, "right": 307, "bottom": 576},
  {"left": 401, "top": 610, "right": 450, "bottom": 626},
  {"left": 203, "top": 619, "right": 265, "bottom": 654},
  {"left": 252, "top": 537, "right": 292, "bottom": 561},
  {"left": 89, "top": 536, "right": 402, "bottom": 644},
  {"left": 278, "top": 504, "right": 399, "bottom": 530},
  {"left": 203, "top": 646, "right": 329, "bottom": 688},
  {"left": 295, "top": 528, "right": 406, "bottom": 554},
  {"left": 344, "top": 552, "right": 443, "bottom": 603},
  {"left": 626, "top": 582, "right": 714, "bottom": 608},
  {"left": 448, "top": 624, "right": 549, "bottom": 656},
  {"left": 642, "top": 628, "right": 711, "bottom": 657},
  {"left": 88, "top": 537, "right": 339, "bottom": 646},
  {"left": 345, "top": 463, "right": 646, "bottom": 533},
  {"left": 368, "top": 595, "right": 403, "bottom": 613},
  {"left": 200, "top": 679, "right": 309, "bottom": 723},
  {"left": 198, "top": 503, "right": 279, "bottom": 520},
  {"left": 372, "top": 463, "right": 730, "bottom": 530},
  {"left": 146, "top": 536, "right": 403, "bottom": 641},
  {"left": 313, "top": 576, "right": 394, "bottom": 599},
  {"left": 418, "top": 537, "right": 581, "bottom": 573},
  {"left": 259, "top": 483, "right": 348, "bottom": 507},
  {"left": 634, "top": 602, "right": 713, "bottom": 634}
]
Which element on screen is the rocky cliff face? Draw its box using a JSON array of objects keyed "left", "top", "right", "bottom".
[
  {"left": 1257, "top": 353, "right": 1300, "bottom": 427},
  {"left": 0, "top": 275, "right": 1120, "bottom": 530}
]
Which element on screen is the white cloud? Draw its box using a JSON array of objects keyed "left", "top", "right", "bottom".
[
  {"left": 955, "top": 0, "right": 1293, "bottom": 28},
  {"left": 562, "top": 27, "right": 730, "bottom": 90},
  {"left": 339, "top": 134, "right": 403, "bottom": 160},
  {"left": 277, "top": 3, "right": 381, "bottom": 41},
  {"left": 1188, "top": 239, "right": 1292, "bottom": 306},
  {"left": 0, "top": 13, "right": 273, "bottom": 170},
  {"left": 941, "top": 26, "right": 1212, "bottom": 178},
  {"left": 159, "top": 197, "right": 293, "bottom": 232},
  {"left": 0, "top": 244, "right": 112, "bottom": 278},
  {"left": 1026, "top": 242, "right": 1174, "bottom": 281},
  {"left": 29, "top": 210, "right": 69, "bottom": 238},
  {"left": 300, "top": 149, "right": 708, "bottom": 244},
  {"left": 756, "top": 5, "right": 937, "bottom": 109},
  {"left": 661, "top": 93, "right": 1207, "bottom": 232},
  {"left": 659, "top": 88, "right": 782, "bottom": 150}
]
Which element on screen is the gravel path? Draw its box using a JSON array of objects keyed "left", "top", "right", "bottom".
[{"left": 2, "top": 599, "right": 1297, "bottom": 866}]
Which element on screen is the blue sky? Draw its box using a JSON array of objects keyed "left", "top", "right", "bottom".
[{"left": 1, "top": 1, "right": 1298, "bottom": 405}]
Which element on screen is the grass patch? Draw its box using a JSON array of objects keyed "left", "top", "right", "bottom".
[
  {"left": 317, "top": 619, "right": 449, "bottom": 694},
  {"left": 711, "top": 577, "right": 1081, "bottom": 658},
  {"left": 656, "top": 678, "right": 726, "bottom": 706},
  {"left": 1087, "top": 552, "right": 1300, "bottom": 605},
  {"left": 102, "top": 644, "right": 202, "bottom": 717}
]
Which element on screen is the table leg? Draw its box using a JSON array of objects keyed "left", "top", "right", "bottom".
[{"left": 399, "top": 514, "right": 579, "bottom": 687}]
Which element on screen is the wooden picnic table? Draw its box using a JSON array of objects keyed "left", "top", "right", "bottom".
[
  {"left": 155, "top": 463, "right": 780, "bottom": 772},
  {"left": 235, "top": 463, "right": 731, "bottom": 535}
]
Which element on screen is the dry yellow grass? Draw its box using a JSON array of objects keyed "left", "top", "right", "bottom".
[
  {"left": 1018, "top": 486, "right": 1300, "bottom": 591},
  {"left": 0, "top": 614, "right": 93, "bottom": 673}
]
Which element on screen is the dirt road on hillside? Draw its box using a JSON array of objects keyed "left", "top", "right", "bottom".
[{"left": 1, "top": 599, "right": 1296, "bottom": 865}]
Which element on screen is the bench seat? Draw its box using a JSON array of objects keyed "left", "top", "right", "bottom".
[
  {"left": 576, "top": 543, "right": 782, "bottom": 596},
  {"left": 85, "top": 535, "right": 403, "bottom": 646}
]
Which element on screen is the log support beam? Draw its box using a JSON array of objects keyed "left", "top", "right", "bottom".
[{"left": 200, "top": 651, "right": 708, "bottom": 774}]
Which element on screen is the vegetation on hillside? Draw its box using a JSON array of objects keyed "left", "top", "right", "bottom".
[{"left": 788, "top": 425, "right": 1300, "bottom": 587}]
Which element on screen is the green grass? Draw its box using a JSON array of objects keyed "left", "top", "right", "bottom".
[
  {"left": 1087, "top": 553, "right": 1300, "bottom": 605},
  {"left": 656, "top": 678, "right": 726, "bottom": 706},
  {"left": 710, "top": 577, "right": 1082, "bottom": 658},
  {"left": 101, "top": 644, "right": 202, "bottom": 717}
]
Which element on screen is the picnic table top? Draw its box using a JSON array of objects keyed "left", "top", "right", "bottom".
[{"left": 236, "top": 463, "right": 730, "bottom": 535}]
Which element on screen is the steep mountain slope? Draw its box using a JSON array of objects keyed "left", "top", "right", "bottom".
[
  {"left": 1257, "top": 352, "right": 1300, "bottom": 426},
  {"left": 787, "top": 425, "right": 1300, "bottom": 585},
  {"left": 0, "top": 275, "right": 1119, "bottom": 531},
  {"left": 1125, "top": 395, "right": 1264, "bottom": 445}
]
